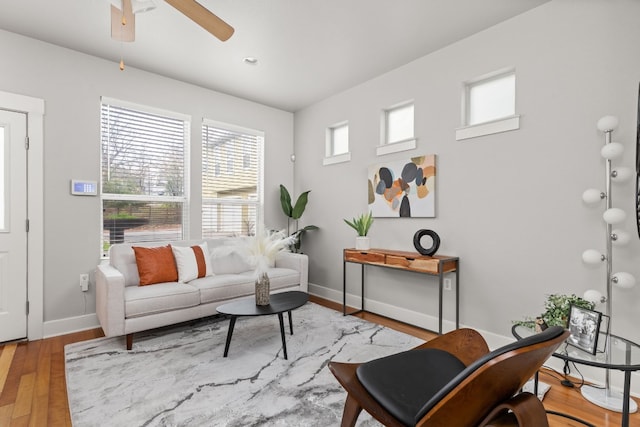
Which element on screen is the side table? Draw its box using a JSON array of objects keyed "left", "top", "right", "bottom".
[
  {"left": 343, "top": 248, "right": 459, "bottom": 335},
  {"left": 512, "top": 324, "right": 640, "bottom": 427}
]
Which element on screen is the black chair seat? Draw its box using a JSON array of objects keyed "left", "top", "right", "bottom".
[{"left": 356, "top": 348, "right": 466, "bottom": 426}]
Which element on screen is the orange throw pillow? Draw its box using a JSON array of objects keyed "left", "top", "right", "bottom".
[{"left": 132, "top": 245, "right": 179, "bottom": 286}]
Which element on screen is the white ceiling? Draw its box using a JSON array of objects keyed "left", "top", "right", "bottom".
[{"left": 0, "top": 0, "right": 550, "bottom": 112}]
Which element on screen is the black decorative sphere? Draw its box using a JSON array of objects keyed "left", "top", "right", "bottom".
[{"left": 413, "top": 229, "right": 440, "bottom": 256}]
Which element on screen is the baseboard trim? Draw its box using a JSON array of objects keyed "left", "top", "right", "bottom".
[
  {"left": 308, "top": 283, "right": 502, "bottom": 343},
  {"left": 43, "top": 313, "right": 100, "bottom": 339}
]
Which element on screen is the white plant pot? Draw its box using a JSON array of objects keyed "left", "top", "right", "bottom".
[{"left": 355, "top": 236, "right": 370, "bottom": 250}]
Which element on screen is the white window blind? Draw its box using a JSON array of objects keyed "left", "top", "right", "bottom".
[
  {"left": 202, "top": 120, "right": 263, "bottom": 237},
  {"left": 100, "top": 98, "right": 189, "bottom": 256}
]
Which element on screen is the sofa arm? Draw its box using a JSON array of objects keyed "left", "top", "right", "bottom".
[
  {"left": 95, "top": 263, "right": 126, "bottom": 337},
  {"left": 276, "top": 252, "right": 309, "bottom": 292}
]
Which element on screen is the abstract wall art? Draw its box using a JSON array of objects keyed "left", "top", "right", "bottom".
[{"left": 368, "top": 154, "right": 436, "bottom": 217}]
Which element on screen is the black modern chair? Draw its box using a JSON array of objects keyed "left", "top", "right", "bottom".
[{"left": 329, "top": 326, "right": 569, "bottom": 427}]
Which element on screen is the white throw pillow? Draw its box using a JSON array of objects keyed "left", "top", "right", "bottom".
[
  {"left": 171, "top": 243, "right": 213, "bottom": 283},
  {"left": 210, "top": 249, "right": 253, "bottom": 274}
]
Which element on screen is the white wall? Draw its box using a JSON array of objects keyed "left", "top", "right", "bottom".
[
  {"left": 295, "top": 0, "right": 640, "bottom": 346},
  {"left": 0, "top": 30, "right": 294, "bottom": 326}
]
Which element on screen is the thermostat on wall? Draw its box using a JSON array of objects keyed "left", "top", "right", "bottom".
[{"left": 71, "top": 179, "right": 98, "bottom": 196}]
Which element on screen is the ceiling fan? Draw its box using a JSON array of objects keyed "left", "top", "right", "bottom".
[{"left": 110, "top": 0, "right": 234, "bottom": 43}]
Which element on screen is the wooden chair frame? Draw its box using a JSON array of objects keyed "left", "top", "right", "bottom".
[{"left": 329, "top": 328, "right": 569, "bottom": 427}]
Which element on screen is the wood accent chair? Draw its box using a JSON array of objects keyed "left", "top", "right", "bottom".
[{"left": 329, "top": 326, "right": 569, "bottom": 427}]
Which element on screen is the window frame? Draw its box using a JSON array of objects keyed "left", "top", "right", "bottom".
[
  {"left": 378, "top": 100, "right": 416, "bottom": 156},
  {"left": 100, "top": 97, "right": 191, "bottom": 257},
  {"left": 201, "top": 118, "right": 264, "bottom": 237},
  {"left": 323, "top": 121, "right": 351, "bottom": 166},
  {"left": 456, "top": 69, "right": 520, "bottom": 141}
]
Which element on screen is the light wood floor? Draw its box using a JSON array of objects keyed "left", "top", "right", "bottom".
[{"left": 0, "top": 296, "right": 637, "bottom": 426}]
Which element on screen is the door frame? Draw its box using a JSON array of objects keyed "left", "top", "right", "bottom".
[{"left": 0, "top": 90, "right": 45, "bottom": 340}]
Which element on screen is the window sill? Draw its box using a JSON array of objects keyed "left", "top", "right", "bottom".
[
  {"left": 376, "top": 138, "right": 417, "bottom": 156},
  {"left": 323, "top": 152, "right": 351, "bottom": 165},
  {"left": 455, "top": 115, "right": 520, "bottom": 141}
]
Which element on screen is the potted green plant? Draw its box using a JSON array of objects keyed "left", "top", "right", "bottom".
[
  {"left": 344, "top": 211, "right": 374, "bottom": 250},
  {"left": 514, "top": 293, "right": 595, "bottom": 329},
  {"left": 279, "top": 184, "right": 318, "bottom": 253}
]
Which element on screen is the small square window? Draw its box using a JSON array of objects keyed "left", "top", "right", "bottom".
[
  {"left": 330, "top": 123, "right": 349, "bottom": 156},
  {"left": 466, "top": 72, "right": 515, "bottom": 126},
  {"left": 324, "top": 122, "right": 351, "bottom": 165},
  {"left": 377, "top": 102, "right": 416, "bottom": 156},
  {"left": 456, "top": 70, "right": 519, "bottom": 141},
  {"left": 385, "top": 103, "right": 414, "bottom": 144}
]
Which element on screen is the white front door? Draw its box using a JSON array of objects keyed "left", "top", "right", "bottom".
[{"left": 0, "top": 109, "right": 28, "bottom": 343}]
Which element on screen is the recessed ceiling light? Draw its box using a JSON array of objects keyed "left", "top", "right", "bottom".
[{"left": 243, "top": 57, "right": 258, "bottom": 65}]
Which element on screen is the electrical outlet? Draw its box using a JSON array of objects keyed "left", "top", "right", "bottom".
[
  {"left": 80, "top": 274, "right": 89, "bottom": 292},
  {"left": 443, "top": 278, "right": 452, "bottom": 291}
]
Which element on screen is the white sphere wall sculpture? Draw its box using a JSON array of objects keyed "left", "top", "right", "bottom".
[
  {"left": 603, "top": 207, "right": 626, "bottom": 224},
  {"left": 582, "top": 249, "right": 604, "bottom": 265},
  {"left": 596, "top": 115, "right": 619, "bottom": 132},
  {"left": 583, "top": 289, "right": 604, "bottom": 305},
  {"left": 600, "top": 142, "right": 624, "bottom": 160},
  {"left": 580, "top": 115, "right": 637, "bottom": 414},
  {"left": 612, "top": 272, "right": 636, "bottom": 289},
  {"left": 582, "top": 188, "right": 604, "bottom": 205}
]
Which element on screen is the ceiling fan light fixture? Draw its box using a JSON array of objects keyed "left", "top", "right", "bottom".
[{"left": 131, "top": 0, "right": 157, "bottom": 14}]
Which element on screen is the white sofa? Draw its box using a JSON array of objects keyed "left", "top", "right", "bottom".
[{"left": 95, "top": 238, "right": 309, "bottom": 350}]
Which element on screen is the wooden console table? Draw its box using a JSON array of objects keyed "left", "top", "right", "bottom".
[{"left": 343, "top": 248, "right": 459, "bottom": 335}]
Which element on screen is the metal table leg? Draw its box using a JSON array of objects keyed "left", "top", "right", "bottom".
[
  {"left": 342, "top": 260, "right": 347, "bottom": 315},
  {"left": 438, "top": 270, "right": 443, "bottom": 335},
  {"left": 278, "top": 313, "right": 288, "bottom": 360},
  {"left": 288, "top": 310, "right": 294, "bottom": 334},
  {"left": 223, "top": 316, "right": 237, "bottom": 357}
]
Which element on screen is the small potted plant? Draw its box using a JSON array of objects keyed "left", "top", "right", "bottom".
[
  {"left": 279, "top": 184, "right": 318, "bottom": 253},
  {"left": 344, "top": 211, "right": 374, "bottom": 250},
  {"left": 514, "top": 293, "right": 595, "bottom": 330}
]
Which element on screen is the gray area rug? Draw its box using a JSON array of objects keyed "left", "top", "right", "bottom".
[{"left": 65, "top": 302, "right": 423, "bottom": 426}]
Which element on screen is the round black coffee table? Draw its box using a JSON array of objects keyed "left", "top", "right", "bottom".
[{"left": 216, "top": 291, "right": 308, "bottom": 360}]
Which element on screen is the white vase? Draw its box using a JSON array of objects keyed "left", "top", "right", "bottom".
[{"left": 355, "top": 236, "right": 370, "bottom": 250}]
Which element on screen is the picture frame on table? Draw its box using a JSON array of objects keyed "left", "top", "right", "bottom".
[{"left": 567, "top": 304, "right": 602, "bottom": 355}]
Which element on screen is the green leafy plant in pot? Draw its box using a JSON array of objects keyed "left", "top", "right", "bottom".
[
  {"left": 279, "top": 184, "right": 318, "bottom": 253},
  {"left": 344, "top": 211, "right": 374, "bottom": 250},
  {"left": 513, "top": 293, "right": 595, "bottom": 329}
]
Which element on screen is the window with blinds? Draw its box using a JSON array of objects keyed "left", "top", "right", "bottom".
[
  {"left": 100, "top": 98, "right": 190, "bottom": 256},
  {"left": 202, "top": 120, "right": 263, "bottom": 237}
]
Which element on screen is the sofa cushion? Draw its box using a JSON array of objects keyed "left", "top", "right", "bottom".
[
  {"left": 192, "top": 267, "right": 300, "bottom": 304},
  {"left": 124, "top": 282, "right": 200, "bottom": 318},
  {"left": 171, "top": 243, "right": 213, "bottom": 283},
  {"left": 209, "top": 249, "right": 253, "bottom": 274},
  {"left": 132, "top": 245, "right": 178, "bottom": 286}
]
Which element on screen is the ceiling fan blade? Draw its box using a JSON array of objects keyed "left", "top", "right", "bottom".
[
  {"left": 164, "top": 0, "right": 234, "bottom": 42},
  {"left": 111, "top": 0, "right": 136, "bottom": 42}
]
